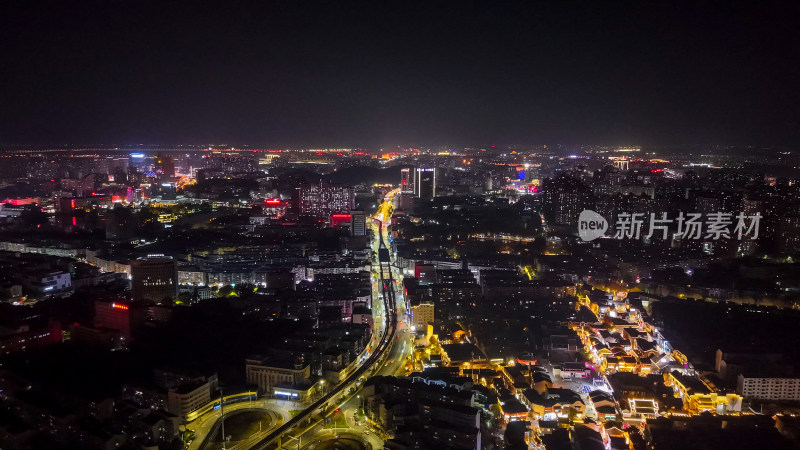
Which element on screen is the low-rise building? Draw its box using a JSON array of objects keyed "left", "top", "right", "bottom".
[
  {"left": 664, "top": 371, "right": 742, "bottom": 414},
  {"left": 737, "top": 374, "right": 800, "bottom": 402},
  {"left": 167, "top": 379, "right": 213, "bottom": 422},
  {"left": 245, "top": 356, "right": 312, "bottom": 400},
  {"left": 410, "top": 302, "right": 434, "bottom": 331}
]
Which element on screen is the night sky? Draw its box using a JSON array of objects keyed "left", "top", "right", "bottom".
[{"left": 1, "top": 1, "right": 798, "bottom": 147}]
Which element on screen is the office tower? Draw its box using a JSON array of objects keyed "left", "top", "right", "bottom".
[
  {"left": 350, "top": 210, "right": 366, "bottom": 236},
  {"left": 400, "top": 168, "right": 412, "bottom": 193},
  {"left": 154, "top": 153, "right": 176, "bottom": 179},
  {"left": 131, "top": 256, "right": 178, "bottom": 303},
  {"left": 414, "top": 168, "right": 436, "bottom": 199}
]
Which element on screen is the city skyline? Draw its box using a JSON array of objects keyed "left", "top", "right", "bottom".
[
  {"left": 1, "top": 1, "right": 799, "bottom": 147},
  {"left": 2, "top": 2, "right": 800, "bottom": 450}
]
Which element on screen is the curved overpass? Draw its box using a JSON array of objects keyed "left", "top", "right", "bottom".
[
  {"left": 197, "top": 406, "right": 281, "bottom": 450},
  {"left": 249, "top": 210, "right": 398, "bottom": 449}
]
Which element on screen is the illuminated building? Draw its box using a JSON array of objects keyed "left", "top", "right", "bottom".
[
  {"left": 131, "top": 256, "right": 178, "bottom": 303},
  {"left": 177, "top": 267, "right": 206, "bottom": 286},
  {"left": 414, "top": 168, "right": 436, "bottom": 199},
  {"left": 410, "top": 302, "right": 434, "bottom": 330},
  {"left": 542, "top": 174, "right": 592, "bottom": 226},
  {"left": 93, "top": 300, "right": 147, "bottom": 341},
  {"left": 262, "top": 198, "right": 288, "bottom": 218},
  {"left": 664, "top": 372, "right": 742, "bottom": 413},
  {"left": 350, "top": 210, "right": 366, "bottom": 236},
  {"left": 167, "top": 378, "right": 213, "bottom": 421},
  {"left": 245, "top": 356, "right": 312, "bottom": 399},
  {"left": 522, "top": 387, "right": 585, "bottom": 420},
  {"left": 154, "top": 153, "right": 175, "bottom": 179},
  {"left": 414, "top": 263, "right": 436, "bottom": 285},
  {"left": 613, "top": 158, "right": 629, "bottom": 171},
  {"left": 400, "top": 168, "right": 413, "bottom": 193},
  {"left": 330, "top": 213, "right": 351, "bottom": 228},
  {"left": 23, "top": 271, "right": 71, "bottom": 296},
  {"left": 737, "top": 375, "right": 800, "bottom": 401},
  {"left": 0, "top": 321, "right": 62, "bottom": 357},
  {"left": 56, "top": 195, "right": 110, "bottom": 212},
  {"left": 499, "top": 398, "right": 529, "bottom": 421},
  {"left": 294, "top": 182, "right": 355, "bottom": 218}
]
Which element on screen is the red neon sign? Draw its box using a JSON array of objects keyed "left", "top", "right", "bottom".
[{"left": 111, "top": 303, "right": 129, "bottom": 310}]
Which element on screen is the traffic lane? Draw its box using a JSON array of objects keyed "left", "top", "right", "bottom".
[
  {"left": 188, "top": 401, "right": 281, "bottom": 450},
  {"left": 194, "top": 406, "right": 282, "bottom": 450},
  {"left": 303, "top": 430, "right": 376, "bottom": 450},
  {"left": 278, "top": 289, "right": 396, "bottom": 446},
  {"left": 294, "top": 396, "right": 361, "bottom": 448}
]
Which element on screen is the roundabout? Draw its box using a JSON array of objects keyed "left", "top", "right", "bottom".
[
  {"left": 202, "top": 409, "right": 276, "bottom": 450},
  {"left": 309, "top": 437, "right": 368, "bottom": 450},
  {"left": 303, "top": 430, "right": 372, "bottom": 450}
]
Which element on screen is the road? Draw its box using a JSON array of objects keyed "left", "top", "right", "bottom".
[
  {"left": 244, "top": 189, "right": 406, "bottom": 449},
  {"left": 189, "top": 401, "right": 285, "bottom": 450},
  {"left": 281, "top": 189, "right": 412, "bottom": 449}
]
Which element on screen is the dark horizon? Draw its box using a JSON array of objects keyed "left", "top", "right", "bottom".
[{"left": 1, "top": 1, "right": 799, "bottom": 148}]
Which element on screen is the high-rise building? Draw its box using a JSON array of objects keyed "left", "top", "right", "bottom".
[
  {"left": 400, "top": 168, "right": 413, "bottom": 193},
  {"left": 542, "top": 174, "right": 592, "bottom": 226},
  {"left": 154, "top": 153, "right": 175, "bottom": 179},
  {"left": 131, "top": 256, "right": 178, "bottom": 303},
  {"left": 415, "top": 168, "right": 436, "bottom": 199},
  {"left": 350, "top": 210, "right": 366, "bottom": 236},
  {"left": 294, "top": 182, "right": 355, "bottom": 218}
]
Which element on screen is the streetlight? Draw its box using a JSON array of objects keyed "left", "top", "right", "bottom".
[{"left": 282, "top": 434, "right": 301, "bottom": 450}]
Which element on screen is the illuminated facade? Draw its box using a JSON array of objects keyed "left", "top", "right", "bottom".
[
  {"left": 737, "top": 375, "right": 800, "bottom": 401},
  {"left": 245, "top": 356, "right": 312, "bottom": 398},
  {"left": 94, "top": 300, "right": 146, "bottom": 341},
  {"left": 330, "top": 213, "right": 351, "bottom": 228},
  {"left": 167, "top": 378, "right": 213, "bottom": 421},
  {"left": 154, "top": 153, "right": 175, "bottom": 179},
  {"left": 400, "top": 168, "right": 412, "bottom": 193},
  {"left": 664, "top": 372, "right": 742, "bottom": 414},
  {"left": 295, "top": 182, "right": 355, "bottom": 218},
  {"left": 410, "top": 302, "right": 434, "bottom": 330}
]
